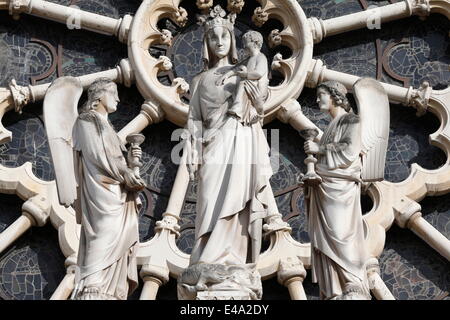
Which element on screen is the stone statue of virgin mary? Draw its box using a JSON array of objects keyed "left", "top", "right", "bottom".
[{"left": 178, "top": 5, "right": 281, "bottom": 300}]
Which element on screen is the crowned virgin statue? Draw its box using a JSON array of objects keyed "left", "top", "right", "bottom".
[{"left": 178, "top": 5, "right": 282, "bottom": 300}]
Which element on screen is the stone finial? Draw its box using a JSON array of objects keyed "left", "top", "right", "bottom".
[
  {"left": 172, "top": 7, "right": 188, "bottom": 27},
  {"left": 9, "top": 0, "right": 31, "bottom": 20},
  {"left": 156, "top": 56, "right": 173, "bottom": 71},
  {"left": 252, "top": 7, "right": 268, "bottom": 27},
  {"left": 172, "top": 78, "right": 190, "bottom": 95},
  {"left": 160, "top": 29, "right": 173, "bottom": 46},
  {"left": 227, "top": 0, "right": 245, "bottom": 14},
  {"left": 411, "top": 0, "right": 431, "bottom": 19},
  {"left": 9, "top": 79, "right": 31, "bottom": 113},
  {"left": 271, "top": 53, "right": 283, "bottom": 71},
  {"left": 268, "top": 29, "right": 282, "bottom": 48},
  {"left": 196, "top": 0, "right": 213, "bottom": 11},
  {"left": 407, "top": 81, "right": 432, "bottom": 116}
]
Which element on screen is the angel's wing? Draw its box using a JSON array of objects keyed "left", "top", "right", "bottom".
[
  {"left": 43, "top": 77, "right": 82, "bottom": 207},
  {"left": 354, "top": 78, "right": 390, "bottom": 182}
]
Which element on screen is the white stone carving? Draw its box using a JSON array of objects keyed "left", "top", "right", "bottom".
[
  {"left": 8, "top": 79, "right": 30, "bottom": 113},
  {"left": 196, "top": 0, "right": 213, "bottom": 11},
  {"left": 159, "top": 29, "right": 173, "bottom": 46},
  {"left": 227, "top": 0, "right": 245, "bottom": 14},
  {"left": 277, "top": 257, "right": 307, "bottom": 300},
  {"left": 128, "top": 0, "right": 313, "bottom": 127},
  {"left": 178, "top": 264, "right": 262, "bottom": 300},
  {"left": 366, "top": 258, "right": 395, "bottom": 300},
  {"left": 406, "top": 81, "right": 432, "bottom": 116},
  {"left": 0, "top": 0, "right": 449, "bottom": 301},
  {"left": 252, "top": 7, "right": 268, "bottom": 27},
  {"left": 407, "top": 0, "right": 431, "bottom": 18},
  {"left": 394, "top": 197, "right": 450, "bottom": 261},
  {"left": 43, "top": 77, "right": 146, "bottom": 300},
  {"left": 179, "top": 6, "right": 279, "bottom": 300},
  {"left": 172, "top": 7, "right": 188, "bottom": 27},
  {"left": 304, "top": 79, "right": 390, "bottom": 300},
  {"left": 155, "top": 213, "right": 181, "bottom": 237},
  {"left": 8, "top": 0, "right": 31, "bottom": 19},
  {"left": 172, "top": 78, "right": 189, "bottom": 95},
  {"left": 156, "top": 55, "right": 173, "bottom": 71},
  {"left": 268, "top": 29, "right": 282, "bottom": 48}
]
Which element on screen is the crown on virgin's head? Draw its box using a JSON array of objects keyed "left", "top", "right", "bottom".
[{"left": 198, "top": 5, "right": 236, "bottom": 33}]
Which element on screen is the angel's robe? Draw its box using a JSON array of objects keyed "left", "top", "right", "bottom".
[
  {"left": 308, "top": 112, "right": 370, "bottom": 300},
  {"left": 72, "top": 111, "right": 139, "bottom": 300},
  {"left": 184, "top": 66, "right": 279, "bottom": 266}
]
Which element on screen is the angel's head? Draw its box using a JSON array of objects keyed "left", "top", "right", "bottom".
[
  {"left": 317, "top": 81, "right": 350, "bottom": 116},
  {"left": 83, "top": 78, "right": 120, "bottom": 114}
]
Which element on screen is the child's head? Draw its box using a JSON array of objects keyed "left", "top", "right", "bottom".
[{"left": 242, "top": 31, "right": 263, "bottom": 51}]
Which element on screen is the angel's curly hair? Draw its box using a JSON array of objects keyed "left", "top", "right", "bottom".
[
  {"left": 82, "top": 78, "right": 116, "bottom": 112},
  {"left": 317, "top": 81, "right": 351, "bottom": 112}
]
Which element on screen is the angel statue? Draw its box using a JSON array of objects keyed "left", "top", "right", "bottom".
[
  {"left": 303, "top": 78, "right": 390, "bottom": 300},
  {"left": 43, "top": 77, "right": 146, "bottom": 300}
]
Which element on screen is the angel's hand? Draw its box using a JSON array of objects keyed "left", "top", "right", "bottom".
[
  {"left": 127, "top": 145, "right": 143, "bottom": 166},
  {"left": 124, "top": 169, "right": 146, "bottom": 192},
  {"left": 304, "top": 141, "right": 320, "bottom": 154}
]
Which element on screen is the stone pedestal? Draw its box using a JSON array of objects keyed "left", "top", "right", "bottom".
[
  {"left": 196, "top": 291, "right": 252, "bottom": 300},
  {"left": 177, "top": 263, "right": 262, "bottom": 300}
]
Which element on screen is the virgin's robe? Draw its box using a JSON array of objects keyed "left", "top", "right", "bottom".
[
  {"left": 308, "top": 112, "right": 370, "bottom": 300},
  {"left": 184, "top": 66, "right": 279, "bottom": 266},
  {"left": 71, "top": 111, "right": 139, "bottom": 300}
]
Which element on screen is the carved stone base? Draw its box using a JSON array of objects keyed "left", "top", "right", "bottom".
[
  {"left": 196, "top": 290, "right": 252, "bottom": 300},
  {"left": 177, "top": 263, "right": 262, "bottom": 300}
]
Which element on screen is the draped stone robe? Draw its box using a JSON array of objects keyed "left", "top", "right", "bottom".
[
  {"left": 71, "top": 111, "right": 139, "bottom": 300},
  {"left": 184, "top": 66, "right": 278, "bottom": 266},
  {"left": 308, "top": 112, "right": 370, "bottom": 300}
]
